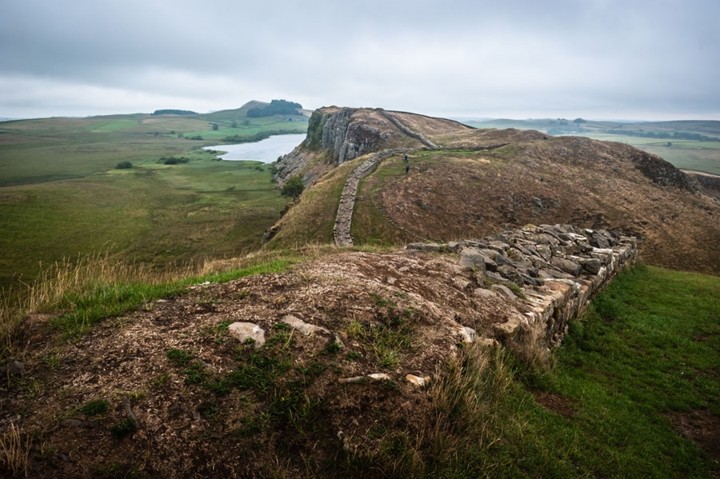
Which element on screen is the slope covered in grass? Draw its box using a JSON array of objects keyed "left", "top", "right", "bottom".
[{"left": 440, "top": 265, "right": 720, "bottom": 478}]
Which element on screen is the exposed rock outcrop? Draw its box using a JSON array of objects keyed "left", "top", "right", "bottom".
[{"left": 273, "top": 107, "right": 471, "bottom": 185}]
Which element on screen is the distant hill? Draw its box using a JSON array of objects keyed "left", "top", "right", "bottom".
[
  {"left": 152, "top": 109, "right": 198, "bottom": 116},
  {"left": 270, "top": 107, "right": 720, "bottom": 275},
  {"left": 203, "top": 100, "right": 306, "bottom": 123},
  {"left": 463, "top": 118, "right": 720, "bottom": 175}
]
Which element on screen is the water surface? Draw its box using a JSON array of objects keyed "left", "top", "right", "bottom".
[{"left": 205, "top": 134, "right": 305, "bottom": 163}]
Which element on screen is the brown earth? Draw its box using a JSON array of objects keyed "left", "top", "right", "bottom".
[
  {"left": 273, "top": 107, "right": 720, "bottom": 274},
  {"left": 667, "top": 410, "right": 720, "bottom": 463},
  {"left": 363, "top": 134, "right": 720, "bottom": 274},
  {"left": 2, "top": 250, "right": 525, "bottom": 478}
]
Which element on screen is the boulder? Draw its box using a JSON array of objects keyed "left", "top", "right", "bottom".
[
  {"left": 459, "top": 248, "right": 487, "bottom": 273},
  {"left": 228, "top": 322, "right": 266, "bottom": 348}
]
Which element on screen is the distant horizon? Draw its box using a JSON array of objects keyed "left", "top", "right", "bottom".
[{"left": 2, "top": 107, "right": 719, "bottom": 124}]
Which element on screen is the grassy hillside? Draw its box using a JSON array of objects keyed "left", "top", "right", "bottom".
[
  {"left": 1, "top": 252, "right": 718, "bottom": 477},
  {"left": 0, "top": 107, "right": 308, "bottom": 288},
  {"left": 465, "top": 119, "right": 720, "bottom": 175},
  {"left": 426, "top": 264, "right": 720, "bottom": 477}
]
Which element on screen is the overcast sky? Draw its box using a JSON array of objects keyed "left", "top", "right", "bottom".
[{"left": 1, "top": 0, "right": 718, "bottom": 120}]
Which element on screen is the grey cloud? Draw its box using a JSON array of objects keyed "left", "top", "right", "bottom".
[{"left": 1, "top": 0, "right": 719, "bottom": 119}]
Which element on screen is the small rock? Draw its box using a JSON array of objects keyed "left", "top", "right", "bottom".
[
  {"left": 580, "top": 258, "right": 602, "bottom": 275},
  {"left": 228, "top": 322, "right": 266, "bottom": 348},
  {"left": 386, "top": 276, "right": 397, "bottom": 285},
  {"left": 491, "top": 284, "right": 518, "bottom": 301},
  {"left": 459, "top": 248, "right": 488, "bottom": 272},
  {"left": 406, "top": 374, "right": 429, "bottom": 387},
  {"left": 458, "top": 326, "right": 477, "bottom": 343},
  {"left": 407, "top": 242, "right": 444, "bottom": 252},
  {"left": 447, "top": 241, "right": 462, "bottom": 252},
  {"left": 477, "top": 338, "right": 498, "bottom": 348},
  {"left": 61, "top": 419, "right": 86, "bottom": 428},
  {"left": 339, "top": 376, "right": 365, "bottom": 384},
  {"left": 367, "top": 373, "right": 391, "bottom": 381},
  {"left": 473, "top": 288, "right": 499, "bottom": 299},
  {"left": 551, "top": 257, "right": 583, "bottom": 277},
  {"left": 1, "top": 360, "right": 24, "bottom": 377},
  {"left": 453, "top": 277, "right": 471, "bottom": 290},
  {"left": 488, "top": 240, "right": 510, "bottom": 252},
  {"left": 497, "top": 264, "right": 523, "bottom": 285},
  {"left": 282, "top": 315, "right": 330, "bottom": 336}
]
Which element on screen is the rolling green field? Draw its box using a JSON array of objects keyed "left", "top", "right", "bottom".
[
  {"left": 466, "top": 119, "right": 720, "bottom": 175},
  {"left": 0, "top": 107, "right": 308, "bottom": 289}
]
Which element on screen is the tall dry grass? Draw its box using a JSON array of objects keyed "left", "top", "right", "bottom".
[
  {"left": 425, "top": 343, "right": 513, "bottom": 465},
  {"left": 0, "top": 252, "right": 200, "bottom": 358},
  {"left": 0, "top": 421, "right": 31, "bottom": 477}
]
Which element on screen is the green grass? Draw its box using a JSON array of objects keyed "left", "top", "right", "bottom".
[
  {"left": 0, "top": 112, "right": 305, "bottom": 289},
  {"left": 429, "top": 265, "right": 720, "bottom": 478},
  {"left": 465, "top": 118, "right": 720, "bottom": 175},
  {"left": 45, "top": 257, "right": 295, "bottom": 338},
  {"left": 578, "top": 133, "right": 720, "bottom": 175}
]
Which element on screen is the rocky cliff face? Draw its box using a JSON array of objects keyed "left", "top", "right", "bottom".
[{"left": 273, "top": 106, "right": 472, "bottom": 185}]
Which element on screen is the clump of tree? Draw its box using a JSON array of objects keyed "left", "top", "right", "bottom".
[
  {"left": 247, "top": 99, "right": 302, "bottom": 118},
  {"left": 160, "top": 156, "right": 190, "bottom": 165},
  {"left": 152, "top": 109, "right": 198, "bottom": 116},
  {"left": 115, "top": 161, "right": 133, "bottom": 169},
  {"left": 281, "top": 175, "right": 305, "bottom": 199}
]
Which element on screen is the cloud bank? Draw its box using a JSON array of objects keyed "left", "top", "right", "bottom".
[{"left": 1, "top": 0, "right": 718, "bottom": 120}]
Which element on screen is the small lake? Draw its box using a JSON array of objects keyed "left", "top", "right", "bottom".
[{"left": 204, "top": 134, "right": 306, "bottom": 163}]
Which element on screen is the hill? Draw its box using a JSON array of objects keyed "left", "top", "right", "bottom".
[
  {"left": 270, "top": 107, "right": 720, "bottom": 275},
  {"left": 0, "top": 102, "right": 308, "bottom": 288},
  {"left": 2, "top": 106, "right": 719, "bottom": 478},
  {"left": 465, "top": 118, "right": 720, "bottom": 175}
]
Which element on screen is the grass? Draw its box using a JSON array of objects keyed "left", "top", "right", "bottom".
[
  {"left": 422, "top": 264, "right": 720, "bottom": 477},
  {"left": 0, "top": 248, "right": 299, "bottom": 358},
  {"left": 346, "top": 294, "right": 416, "bottom": 369},
  {"left": 0, "top": 421, "right": 31, "bottom": 477},
  {"left": 352, "top": 155, "right": 414, "bottom": 246},
  {"left": 465, "top": 118, "right": 720, "bottom": 175},
  {"left": 267, "top": 156, "right": 354, "bottom": 249},
  {"left": 579, "top": 133, "right": 720, "bottom": 175},
  {"left": 0, "top": 113, "right": 301, "bottom": 289}
]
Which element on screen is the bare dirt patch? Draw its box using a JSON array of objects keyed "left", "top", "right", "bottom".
[
  {"left": 532, "top": 391, "right": 577, "bottom": 418},
  {"left": 667, "top": 409, "right": 720, "bottom": 462},
  {"left": 1, "top": 250, "right": 525, "bottom": 477}
]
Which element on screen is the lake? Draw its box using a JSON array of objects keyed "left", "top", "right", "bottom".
[{"left": 204, "top": 134, "right": 306, "bottom": 163}]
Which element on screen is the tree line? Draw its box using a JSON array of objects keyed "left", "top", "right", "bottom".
[{"left": 247, "top": 100, "right": 302, "bottom": 118}]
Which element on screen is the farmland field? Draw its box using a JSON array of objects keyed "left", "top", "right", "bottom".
[
  {"left": 0, "top": 108, "right": 308, "bottom": 289},
  {"left": 465, "top": 119, "right": 720, "bottom": 175}
]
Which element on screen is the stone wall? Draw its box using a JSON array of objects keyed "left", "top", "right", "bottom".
[{"left": 408, "top": 224, "right": 637, "bottom": 348}]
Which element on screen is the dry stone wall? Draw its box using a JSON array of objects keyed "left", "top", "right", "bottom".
[
  {"left": 408, "top": 224, "right": 637, "bottom": 347},
  {"left": 334, "top": 149, "right": 406, "bottom": 246}
]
